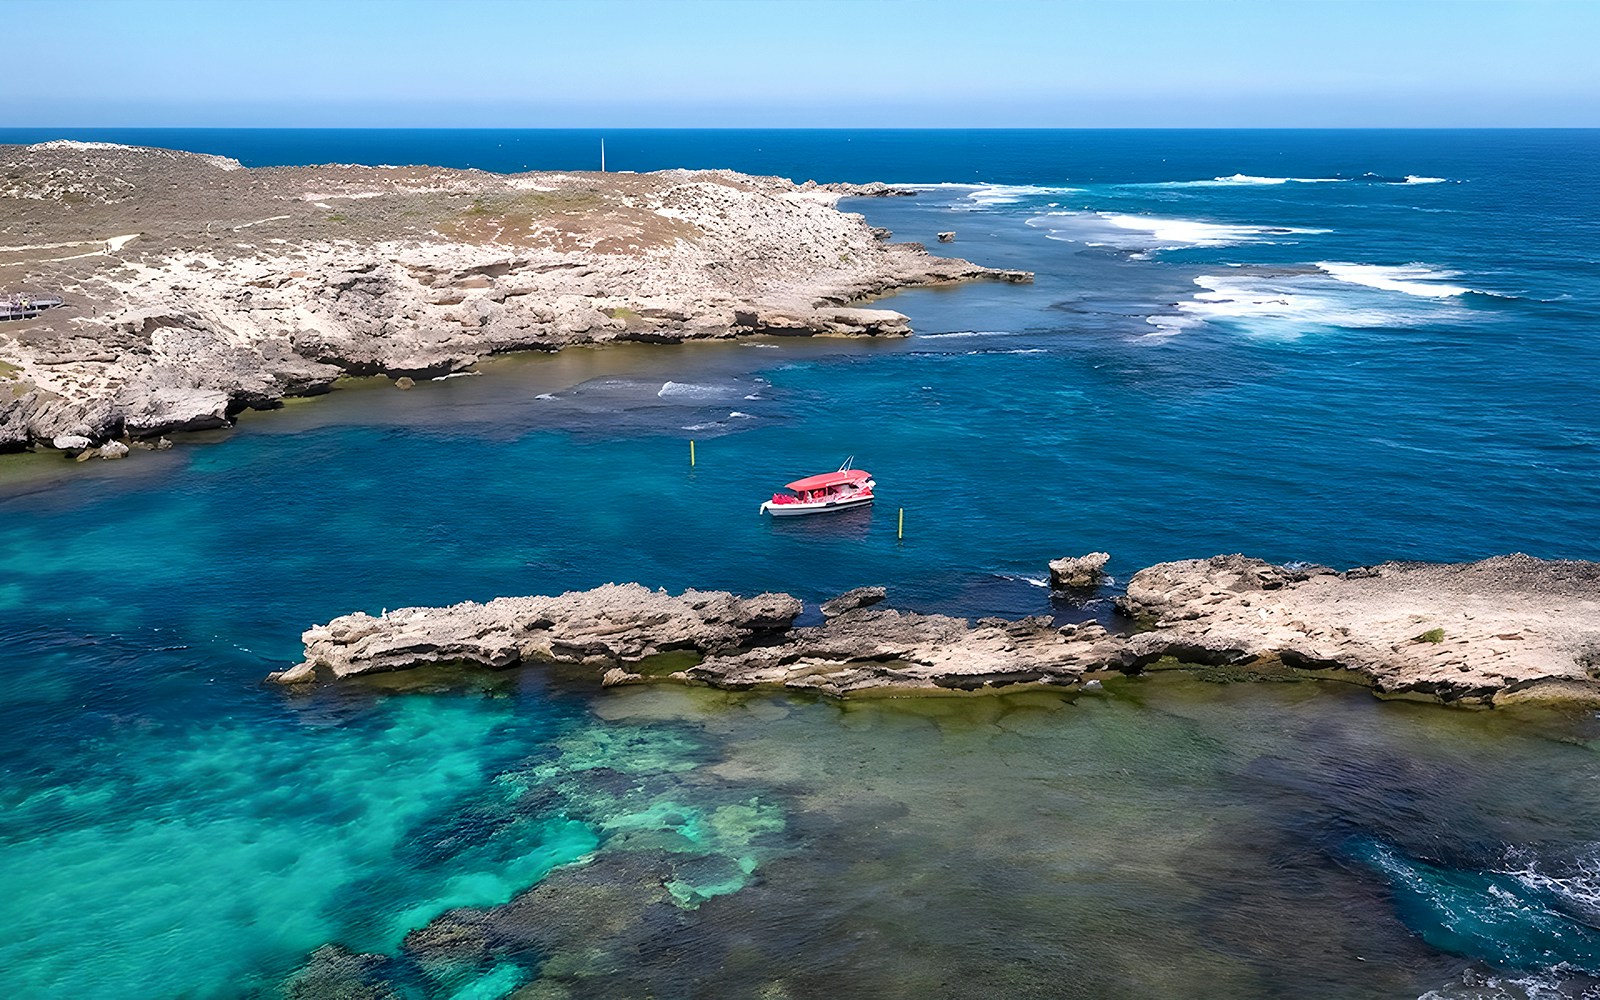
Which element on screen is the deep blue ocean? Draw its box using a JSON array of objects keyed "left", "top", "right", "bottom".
[{"left": 4, "top": 129, "right": 1600, "bottom": 999}]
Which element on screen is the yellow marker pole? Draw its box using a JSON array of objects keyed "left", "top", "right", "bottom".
[
  {"left": 898, "top": 507, "right": 904, "bottom": 540},
  {"left": 690, "top": 440, "right": 696, "bottom": 467}
]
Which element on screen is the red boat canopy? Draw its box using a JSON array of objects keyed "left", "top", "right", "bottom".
[{"left": 784, "top": 469, "right": 872, "bottom": 492}]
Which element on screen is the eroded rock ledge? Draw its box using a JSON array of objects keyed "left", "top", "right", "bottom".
[
  {"left": 0, "top": 142, "right": 1028, "bottom": 449},
  {"left": 273, "top": 554, "right": 1600, "bottom": 707}
]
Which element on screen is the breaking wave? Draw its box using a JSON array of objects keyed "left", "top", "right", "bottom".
[
  {"left": 963, "top": 183, "right": 1083, "bottom": 207},
  {"left": 885, "top": 182, "right": 1083, "bottom": 208},
  {"left": 1143, "top": 174, "right": 1348, "bottom": 188},
  {"left": 993, "top": 572, "right": 1050, "bottom": 588},
  {"left": 1101, "top": 212, "right": 1329, "bottom": 247},
  {"left": 1124, "top": 172, "right": 1455, "bottom": 188},
  {"left": 1029, "top": 210, "right": 1327, "bottom": 250},
  {"left": 1360, "top": 172, "right": 1456, "bottom": 185},
  {"left": 658, "top": 380, "right": 739, "bottom": 401},
  {"left": 1316, "top": 262, "right": 1516, "bottom": 300},
  {"left": 1146, "top": 269, "right": 1469, "bottom": 337},
  {"left": 1316, "top": 262, "right": 1474, "bottom": 298}
]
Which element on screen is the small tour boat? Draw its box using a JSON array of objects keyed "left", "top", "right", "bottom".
[{"left": 760, "top": 460, "right": 876, "bottom": 517}]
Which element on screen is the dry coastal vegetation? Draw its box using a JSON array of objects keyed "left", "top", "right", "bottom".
[{"left": 0, "top": 141, "right": 1022, "bottom": 450}]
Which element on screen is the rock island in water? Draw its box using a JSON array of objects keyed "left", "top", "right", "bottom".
[{"left": 280, "top": 553, "right": 1600, "bottom": 708}]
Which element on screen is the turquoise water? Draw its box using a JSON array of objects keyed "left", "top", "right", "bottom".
[
  {"left": 3, "top": 687, "right": 594, "bottom": 996},
  {"left": 4, "top": 130, "right": 1600, "bottom": 997}
]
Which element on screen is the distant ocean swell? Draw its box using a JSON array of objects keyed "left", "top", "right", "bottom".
[
  {"left": 1125, "top": 172, "right": 1455, "bottom": 188},
  {"left": 939, "top": 180, "right": 1511, "bottom": 337}
]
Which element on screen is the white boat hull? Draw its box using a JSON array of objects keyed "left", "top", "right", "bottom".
[{"left": 760, "top": 495, "right": 875, "bottom": 517}]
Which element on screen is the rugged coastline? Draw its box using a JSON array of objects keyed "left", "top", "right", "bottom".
[
  {"left": 0, "top": 142, "right": 1025, "bottom": 451},
  {"left": 275, "top": 552, "right": 1600, "bottom": 708}
]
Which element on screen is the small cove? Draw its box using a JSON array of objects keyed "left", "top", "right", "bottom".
[{"left": 4, "top": 128, "right": 1600, "bottom": 998}]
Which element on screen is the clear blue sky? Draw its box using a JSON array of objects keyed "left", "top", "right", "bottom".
[{"left": 7, "top": 0, "right": 1598, "bottom": 127}]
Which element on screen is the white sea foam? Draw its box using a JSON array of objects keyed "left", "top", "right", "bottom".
[
  {"left": 1142, "top": 174, "right": 1348, "bottom": 188},
  {"left": 1130, "top": 173, "right": 1451, "bottom": 189},
  {"left": 1143, "top": 313, "right": 1207, "bottom": 336},
  {"left": 877, "top": 182, "right": 1082, "bottom": 207},
  {"left": 1147, "top": 269, "right": 1466, "bottom": 337},
  {"left": 657, "top": 380, "right": 729, "bottom": 400},
  {"left": 993, "top": 572, "right": 1050, "bottom": 588},
  {"left": 1498, "top": 845, "right": 1600, "bottom": 920},
  {"left": 1030, "top": 210, "right": 1327, "bottom": 250},
  {"left": 1101, "top": 213, "right": 1329, "bottom": 247},
  {"left": 1407, "top": 846, "right": 1600, "bottom": 999},
  {"left": 1221, "top": 173, "right": 1343, "bottom": 185},
  {"left": 1417, "top": 970, "right": 1580, "bottom": 1000},
  {"left": 681, "top": 411, "right": 755, "bottom": 432},
  {"left": 1214, "top": 174, "right": 1291, "bottom": 185},
  {"left": 1315, "top": 262, "right": 1472, "bottom": 298},
  {"left": 963, "top": 184, "right": 1083, "bottom": 207},
  {"left": 918, "top": 330, "right": 1015, "bottom": 340}
]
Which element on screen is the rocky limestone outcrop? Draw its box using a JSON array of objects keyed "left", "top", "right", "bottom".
[
  {"left": 1116, "top": 553, "right": 1600, "bottom": 705},
  {"left": 276, "top": 554, "right": 1600, "bottom": 708},
  {"left": 819, "top": 586, "right": 887, "bottom": 617},
  {"left": 817, "top": 181, "right": 919, "bottom": 197},
  {"left": 1049, "top": 552, "right": 1110, "bottom": 588},
  {"left": 271, "top": 583, "right": 802, "bottom": 684},
  {"left": 277, "top": 582, "right": 1124, "bottom": 697},
  {"left": 684, "top": 608, "right": 1125, "bottom": 695},
  {"left": 0, "top": 143, "right": 1030, "bottom": 451}
]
